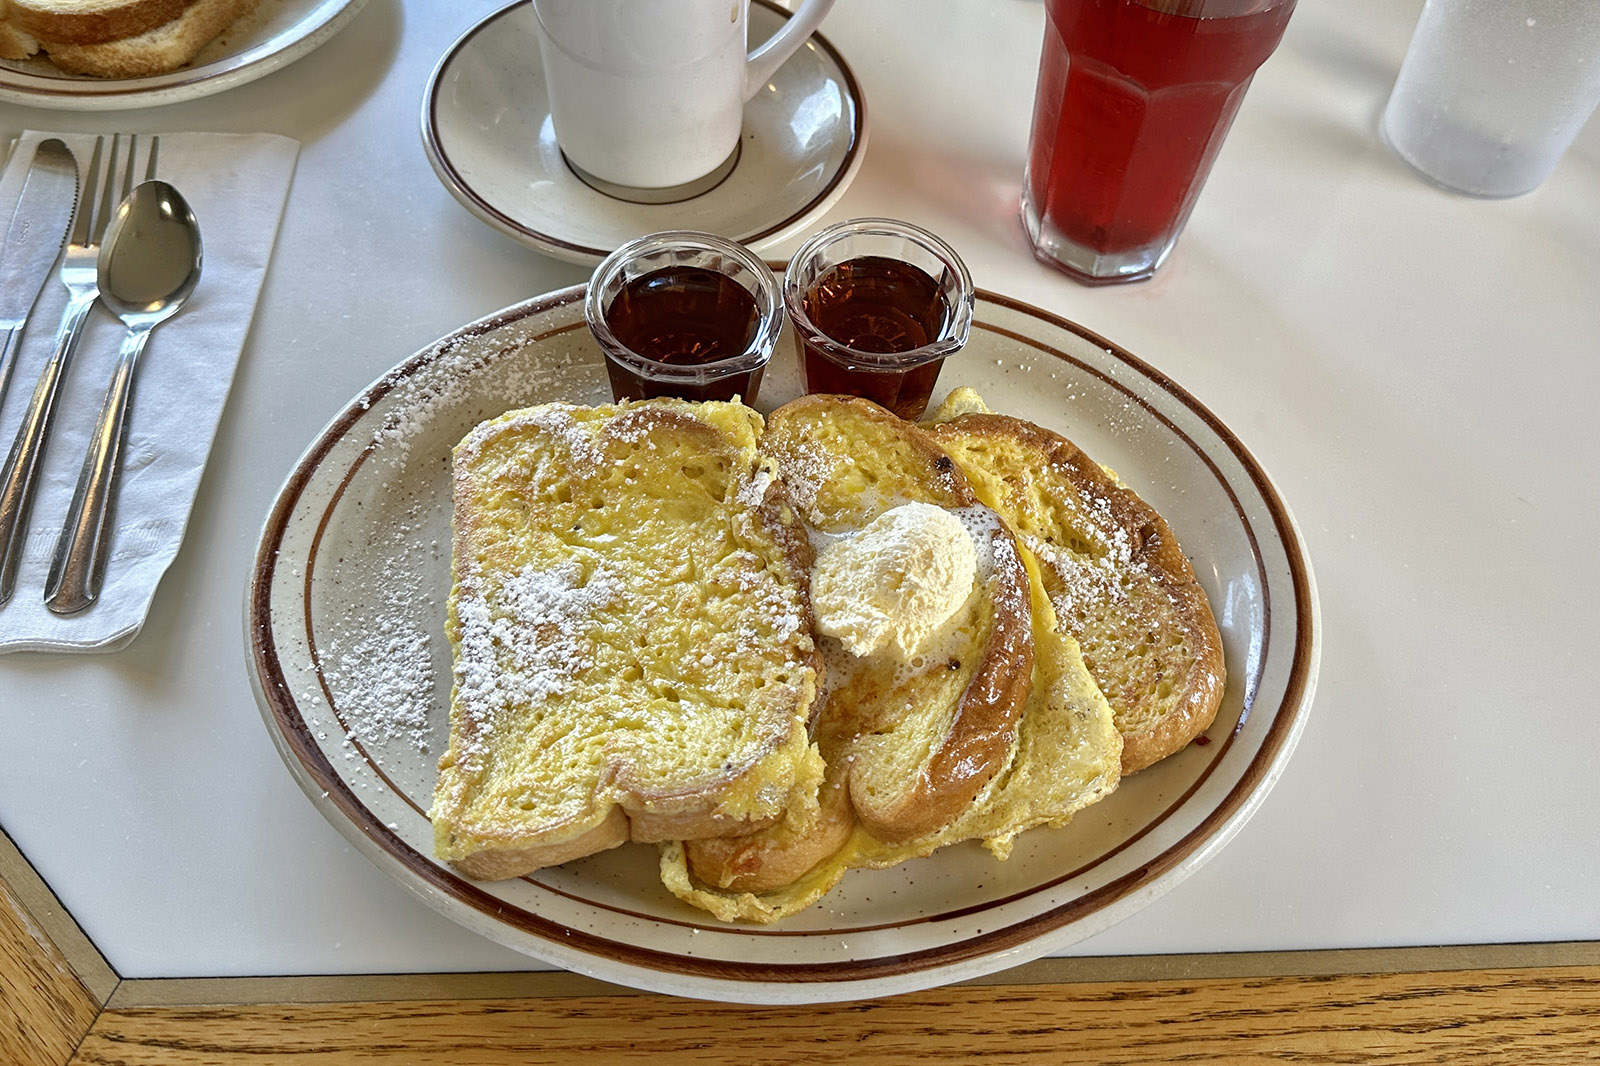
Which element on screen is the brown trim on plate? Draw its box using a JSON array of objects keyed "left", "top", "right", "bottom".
[
  {"left": 250, "top": 289, "right": 594, "bottom": 850},
  {"left": 300, "top": 316, "right": 594, "bottom": 810},
  {"left": 979, "top": 291, "right": 1319, "bottom": 732},
  {"left": 975, "top": 316, "right": 1271, "bottom": 717},
  {"left": 249, "top": 286, "right": 1319, "bottom": 986},
  {"left": 292, "top": 290, "right": 1259, "bottom": 940}
]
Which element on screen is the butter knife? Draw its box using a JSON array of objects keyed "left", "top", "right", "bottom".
[{"left": 0, "top": 139, "right": 78, "bottom": 412}]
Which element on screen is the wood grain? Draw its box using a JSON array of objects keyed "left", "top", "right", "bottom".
[
  {"left": 66, "top": 966, "right": 1600, "bottom": 1066},
  {"left": 7, "top": 825, "right": 1598, "bottom": 1066},
  {"left": 0, "top": 875, "right": 103, "bottom": 1066}
]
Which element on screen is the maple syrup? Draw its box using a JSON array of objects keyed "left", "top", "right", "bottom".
[
  {"left": 599, "top": 264, "right": 767, "bottom": 402},
  {"left": 801, "top": 256, "right": 948, "bottom": 354},
  {"left": 795, "top": 255, "right": 953, "bottom": 419}
]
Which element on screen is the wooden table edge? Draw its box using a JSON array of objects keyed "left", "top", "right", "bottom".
[{"left": 6, "top": 826, "right": 1598, "bottom": 1064}]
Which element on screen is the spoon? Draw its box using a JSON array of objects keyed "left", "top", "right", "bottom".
[{"left": 44, "top": 179, "right": 202, "bottom": 615}]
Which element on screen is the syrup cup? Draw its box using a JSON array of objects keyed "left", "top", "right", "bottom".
[
  {"left": 783, "top": 218, "right": 975, "bottom": 421},
  {"left": 585, "top": 231, "right": 784, "bottom": 405}
]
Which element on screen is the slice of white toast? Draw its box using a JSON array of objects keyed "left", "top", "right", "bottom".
[
  {"left": 1, "top": 0, "right": 262, "bottom": 77},
  {"left": 4, "top": 0, "right": 189, "bottom": 45}
]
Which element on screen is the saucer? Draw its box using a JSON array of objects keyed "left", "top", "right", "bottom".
[{"left": 421, "top": 0, "right": 867, "bottom": 265}]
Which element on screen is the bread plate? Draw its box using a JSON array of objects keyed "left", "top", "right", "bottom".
[
  {"left": 246, "top": 287, "right": 1320, "bottom": 1004},
  {"left": 0, "top": 0, "right": 364, "bottom": 110}
]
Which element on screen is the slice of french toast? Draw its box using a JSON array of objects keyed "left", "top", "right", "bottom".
[
  {"left": 662, "top": 533, "right": 1122, "bottom": 923},
  {"left": 926, "top": 388, "right": 1225, "bottom": 773},
  {"left": 662, "top": 396, "right": 1121, "bottom": 923},
  {"left": 431, "top": 399, "right": 825, "bottom": 880},
  {"left": 756, "top": 395, "right": 1036, "bottom": 844}
]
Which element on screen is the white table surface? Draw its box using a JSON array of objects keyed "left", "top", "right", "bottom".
[{"left": 1, "top": 0, "right": 1596, "bottom": 980}]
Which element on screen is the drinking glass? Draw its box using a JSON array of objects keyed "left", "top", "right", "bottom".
[
  {"left": 1021, "top": 0, "right": 1297, "bottom": 285},
  {"left": 1382, "top": 0, "right": 1600, "bottom": 198}
]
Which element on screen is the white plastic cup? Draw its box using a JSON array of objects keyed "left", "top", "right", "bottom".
[
  {"left": 1382, "top": 0, "right": 1600, "bottom": 198},
  {"left": 532, "top": 0, "right": 835, "bottom": 196}
]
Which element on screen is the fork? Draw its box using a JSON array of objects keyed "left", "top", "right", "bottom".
[{"left": 0, "top": 134, "right": 144, "bottom": 606}]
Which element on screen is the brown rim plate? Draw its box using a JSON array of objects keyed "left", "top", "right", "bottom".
[{"left": 245, "top": 285, "right": 1320, "bottom": 1003}]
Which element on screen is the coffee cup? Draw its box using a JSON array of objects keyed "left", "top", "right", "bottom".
[{"left": 532, "top": 0, "right": 836, "bottom": 200}]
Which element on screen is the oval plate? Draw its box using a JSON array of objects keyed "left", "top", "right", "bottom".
[
  {"left": 0, "top": 0, "right": 366, "bottom": 110},
  {"left": 247, "top": 287, "right": 1319, "bottom": 1004}
]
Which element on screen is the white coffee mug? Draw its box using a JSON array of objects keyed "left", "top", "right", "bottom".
[{"left": 532, "top": 0, "right": 836, "bottom": 193}]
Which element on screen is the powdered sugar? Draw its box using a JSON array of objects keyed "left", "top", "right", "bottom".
[
  {"left": 771, "top": 440, "right": 840, "bottom": 525},
  {"left": 736, "top": 463, "right": 776, "bottom": 510},
  {"left": 324, "top": 608, "right": 435, "bottom": 750},
  {"left": 522, "top": 404, "right": 606, "bottom": 469},
  {"left": 721, "top": 547, "right": 804, "bottom": 645},
  {"left": 1020, "top": 492, "right": 1139, "bottom": 618},
  {"left": 368, "top": 324, "right": 608, "bottom": 465},
  {"left": 452, "top": 558, "right": 623, "bottom": 744}
]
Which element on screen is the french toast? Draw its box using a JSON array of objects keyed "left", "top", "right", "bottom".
[
  {"left": 662, "top": 396, "right": 1122, "bottom": 923},
  {"left": 662, "top": 568, "right": 1122, "bottom": 923},
  {"left": 926, "top": 388, "right": 1225, "bottom": 773},
  {"left": 753, "top": 395, "right": 1035, "bottom": 845},
  {"left": 431, "top": 399, "right": 825, "bottom": 880}
]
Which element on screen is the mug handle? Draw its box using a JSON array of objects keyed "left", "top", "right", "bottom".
[{"left": 744, "top": 0, "right": 837, "bottom": 100}]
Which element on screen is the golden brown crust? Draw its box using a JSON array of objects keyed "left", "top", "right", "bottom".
[
  {"left": 927, "top": 412, "right": 1225, "bottom": 773},
  {"left": 25, "top": 0, "right": 260, "bottom": 78},
  {"left": 685, "top": 722, "right": 856, "bottom": 893},
  {"left": 451, "top": 808, "right": 630, "bottom": 880},
  {"left": 8, "top": 0, "right": 192, "bottom": 46}
]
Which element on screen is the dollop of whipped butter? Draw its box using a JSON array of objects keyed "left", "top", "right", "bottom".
[{"left": 810, "top": 502, "right": 978, "bottom": 658}]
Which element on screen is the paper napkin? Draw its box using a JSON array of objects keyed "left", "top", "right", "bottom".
[{"left": 0, "top": 130, "right": 298, "bottom": 654}]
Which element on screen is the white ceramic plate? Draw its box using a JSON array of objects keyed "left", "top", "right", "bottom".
[
  {"left": 420, "top": 0, "right": 866, "bottom": 265},
  {"left": 0, "top": 0, "right": 365, "bottom": 110},
  {"left": 247, "top": 287, "right": 1319, "bottom": 1004}
]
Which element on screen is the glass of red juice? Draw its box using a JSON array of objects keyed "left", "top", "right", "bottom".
[
  {"left": 585, "top": 230, "right": 784, "bottom": 404},
  {"left": 783, "top": 218, "right": 975, "bottom": 421},
  {"left": 1022, "top": 0, "right": 1297, "bottom": 285}
]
